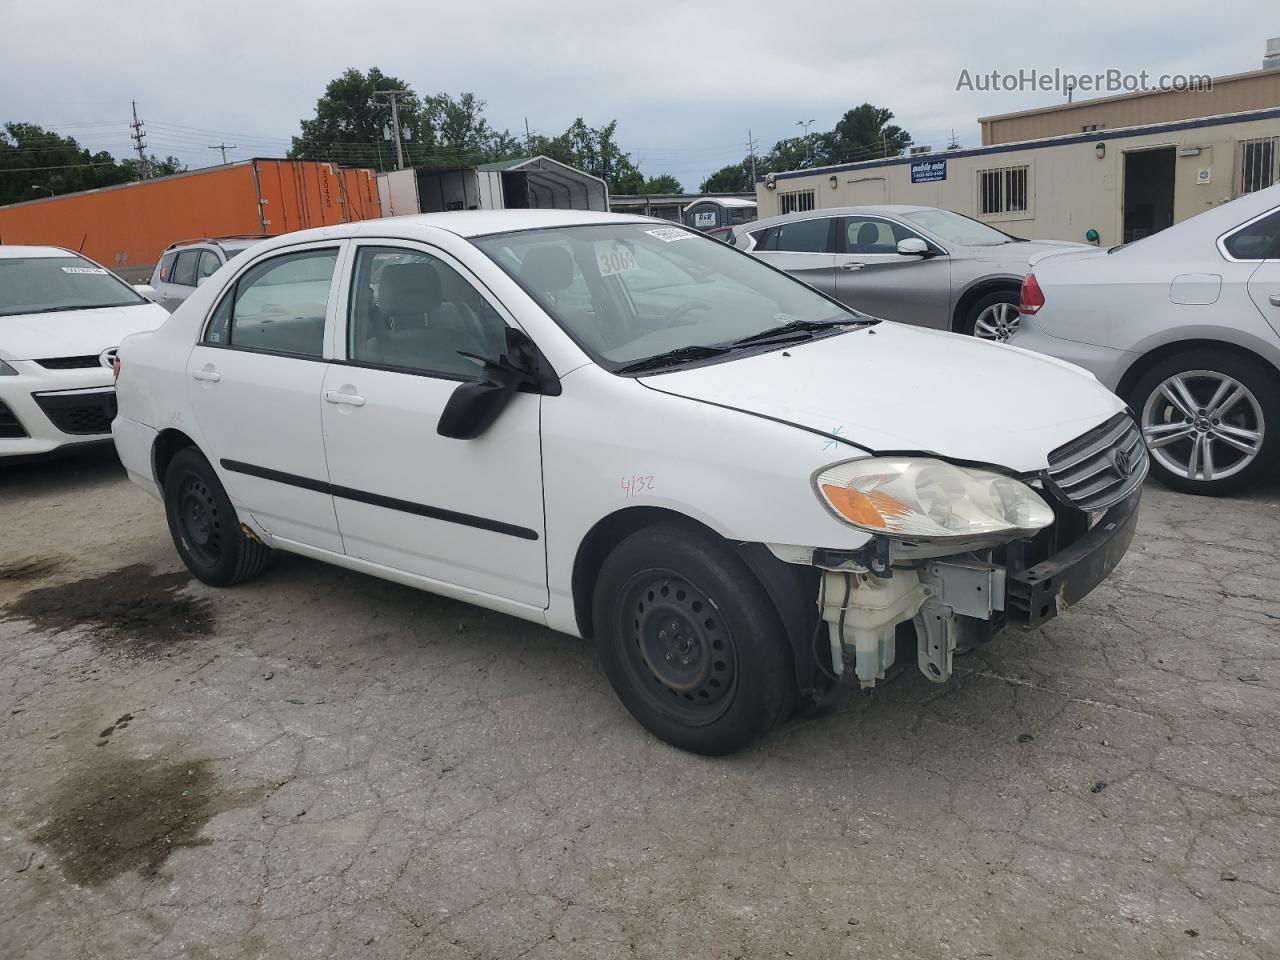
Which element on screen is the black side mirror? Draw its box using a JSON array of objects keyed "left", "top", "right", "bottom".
[{"left": 436, "top": 328, "right": 559, "bottom": 440}]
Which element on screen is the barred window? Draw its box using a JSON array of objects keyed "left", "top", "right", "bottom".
[
  {"left": 977, "top": 164, "right": 1030, "bottom": 217},
  {"left": 1239, "top": 137, "right": 1278, "bottom": 195},
  {"left": 778, "top": 189, "right": 815, "bottom": 215}
]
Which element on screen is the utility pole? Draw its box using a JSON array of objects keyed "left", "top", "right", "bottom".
[
  {"left": 373, "top": 90, "right": 410, "bottom": 170},
  {"left": 524, "top": 117, "right": 532, "bottom": 154},
  {"left": 207, "top": 143, "right": 236, "bottom": 165},
  {"left": 745, "top": 130, "right": 759, "bottom": 184},
  {"left": 130, "top": 100, "right": 149, "bottom": 179},
  {"left": 796, "top": 119, "right": 816, "bottom": 163}
]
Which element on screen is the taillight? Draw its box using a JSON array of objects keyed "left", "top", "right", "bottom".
[
  {"left": 111, "top": 355, "right": 121, "bottom": 383},
  {"left": 1019, "top": 273, "right": 1045, "bottom": 315}
]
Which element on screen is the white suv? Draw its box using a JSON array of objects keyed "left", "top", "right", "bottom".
[{"left": 150, "top": 236, "right": 264, "bottom": 312}]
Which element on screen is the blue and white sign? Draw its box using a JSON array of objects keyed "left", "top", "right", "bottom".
[{"left": 910, "top": 159, "right": 947, "bottom": 184}]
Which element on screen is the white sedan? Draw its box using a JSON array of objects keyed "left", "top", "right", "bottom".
[
  {"left": 1, "top": 246, "right": 169, "bottom": 457},
  {"left": 113, "top": 211, "right": 1145, "bottom": 754}
]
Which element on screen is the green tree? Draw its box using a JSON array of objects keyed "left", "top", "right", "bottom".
[
  {"left": 820, "top": 104, "right": 911, "bottom": 164},
  {"left": 0, "top": 123, "right": 186, "bottom": 206},
  {"left": 290, "top": 67, "right": 438, "bottom": 170},
  {"left": 700, "top": 162, "right": 752, "bottom": 193},
  {"left": 641, "top": 174, "right": 683, "bottom": 194}
]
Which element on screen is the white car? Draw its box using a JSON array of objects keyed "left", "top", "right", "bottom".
[
  {"left": 112, "top": 211, "right": 1144, "bottom": 754},
  {"left": 1011, "top": 184, "right": 1280, "bottom": 496},
  {"left": 150, "top": 236, "right": 265, "bottom": 313},
  {"left": 1, "top": 246, "right": 169, "bottom": 457}
]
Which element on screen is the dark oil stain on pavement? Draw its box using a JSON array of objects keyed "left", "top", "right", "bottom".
[
  {"left": 32, "top": 756, "right": 251, "bottom": 886},
  {"left": 2, "top": 564, "right": 213, "bottom": 657},
  {"left": 0, "top": 557, "right": 63, "bottom": 582}
]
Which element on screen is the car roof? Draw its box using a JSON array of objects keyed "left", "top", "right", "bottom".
[
  {"left": 0, "top": 245, "right": 81, "bottom": 259},
  {"left": 164, "top": 235, "right": 268, "bottom": 252},
  {"left": 246, "top": 210, "right": 658, "bottom": 251},
  {"left": 741, "top": 205, "right": 940, "bottom": 233}
]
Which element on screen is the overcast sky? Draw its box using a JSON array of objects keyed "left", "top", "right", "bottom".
[{"left": 3, "top": 0, "right": 1276, "bottom": 189}]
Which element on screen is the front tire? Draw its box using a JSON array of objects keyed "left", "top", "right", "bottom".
[
  {"left": 963, "top": 289, "right": 1021, "bottom": 341},
  {"left": 1130, "top": 349, "right": 1278, "bottom": 496},
  {"left": 163, "top": 447, "right": 271, "bottom": 586},
  {"left": 592, "top": 524, "right": 795, "bottom": 755}
]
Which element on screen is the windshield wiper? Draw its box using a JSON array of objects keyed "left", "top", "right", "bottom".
[
  {"left": 730, "top": 316, "right": 876, "bottom": 348},
  {"left": 614, "top": 344, "right": 731, "bottom": 374}
]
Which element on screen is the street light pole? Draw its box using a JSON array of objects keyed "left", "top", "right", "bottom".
[{"left": 796, "top": 119, "right": 817, "bottom": 164}]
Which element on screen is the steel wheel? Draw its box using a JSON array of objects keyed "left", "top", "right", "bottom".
[
  {"left": 1141, "top": 370, "right": 1265, "bottom": 483},
  {"left": 972, "top": 301, "right": 1020, "bottom": 342},
  {"left": 619, "top": 570, "right": 738, "bottom": 726},
  {"left": 177, "top": 474, "right": 223, "bottom": 567}
]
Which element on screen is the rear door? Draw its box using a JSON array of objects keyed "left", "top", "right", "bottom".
[
  {"left": 747, "top": 216, "right": 839, "bottom": 297},
  {"left": 834, "top": 215, "right": 952, "bottom": 327},
  {"left": 320, "top": 241, "right": 548, "bottom": 609},
  {"left": 186, "top": 241, "right": 345, "bottom": 552}
]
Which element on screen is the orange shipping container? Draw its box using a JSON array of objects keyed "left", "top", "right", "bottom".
[{"left": 0, "top": 159, "right": 380, "bottom": 279}]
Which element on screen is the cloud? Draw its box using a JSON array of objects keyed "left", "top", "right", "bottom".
[{"left": 3, "top": 0, "right": 1274, "bottom": 188}]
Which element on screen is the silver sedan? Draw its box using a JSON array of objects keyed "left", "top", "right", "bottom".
[
  {"left": 1011, "top": 183, "right": 1280, "bottom": 496},
  {"left": 732, "top": 205, "right": 1086, "bottom": 339}
]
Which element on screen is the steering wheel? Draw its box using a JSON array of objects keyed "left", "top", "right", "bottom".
[{"left": 662, "top": 301, "right": 711, "bottom": 326}]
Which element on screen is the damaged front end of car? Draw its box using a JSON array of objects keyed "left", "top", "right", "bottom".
[{"left": 802, "top": 413, "right": 1148, "bottom": 689}]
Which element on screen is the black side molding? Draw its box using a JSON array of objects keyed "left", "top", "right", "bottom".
[{"left": 219, "top": 459, "right": 539, "bottom": 541}]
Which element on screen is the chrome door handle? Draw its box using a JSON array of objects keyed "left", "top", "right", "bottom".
[
  {"left": 839, "top": 262, "right": 865, "bottom": 271},
  {"left": 191, "top": 369, "right": 221, "bottom": 383},
  {"left": 1269, "top": 294, "right": 1280, "bottom": 307},
  {"left": 324, "top": 390, "right": 365, "bottom": 407}
]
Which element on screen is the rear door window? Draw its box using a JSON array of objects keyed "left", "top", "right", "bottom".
[
  {"left": 171, "top": 250, "right": 199, "bottom": 286},
  {"left": 1223, "top": 210, "right": 1280, "bottom": 260},
  {"left": 772, "top": 217, "right": 833, "bottom": 253},
  {"left": 204, "top": 248, "right": 338, "bottom": 358}
]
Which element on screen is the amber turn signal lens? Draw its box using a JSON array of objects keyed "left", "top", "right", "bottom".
[{"left": 819, "top": 484, "right": 911, "bottom": 529}]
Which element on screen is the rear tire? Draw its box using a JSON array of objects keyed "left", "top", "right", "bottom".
[
  {"left": 592, "top": 524, "right": 795, "bottom": 755},
  {"left": 1129, "top": 349, "right": 1279, "bottom": 496},
  {"left": 163, "top": 447, "right": 271, "bottom": 586},
  {"left": 962, "top": 289, "right": 1021, "bottom": 341}
]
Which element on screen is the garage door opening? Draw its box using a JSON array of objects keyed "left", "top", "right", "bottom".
[{"left": 1123, "top": 147, "right": 1175, "bottom": 243}]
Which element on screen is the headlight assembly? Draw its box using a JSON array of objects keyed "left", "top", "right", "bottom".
[{"left": 814, "top": 457, "right": 1054, "bottom": 541}]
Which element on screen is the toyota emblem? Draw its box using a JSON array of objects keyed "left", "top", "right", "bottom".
[{"left": 100, "top": 347, "right": 119, "bottom": 370}]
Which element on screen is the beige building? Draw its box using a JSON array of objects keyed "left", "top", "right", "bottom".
[
  {"left": 978, "top": 67, "right": 1280, "bottom": 145},
  {"left": 757, "top": 55, "right": 1280, "bottom": 248}
]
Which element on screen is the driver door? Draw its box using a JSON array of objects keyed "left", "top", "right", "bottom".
[
  {"left": 834, "top": 215, "right": 952, "bottom": 328},
  {"left": 320, "top": 241, "right": 548, "bottom": 609}
]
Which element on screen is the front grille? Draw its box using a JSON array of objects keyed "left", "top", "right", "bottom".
[
  {"left": 0, "top": 399, "right": 27, "bottom": 438},
  {"left": 35, "top": 355, "right": 101, "bottom": 370},
  {"left": 1047, "top": 413, "right": 1147, "bottom": 511},
  {"left": 32, "top": 390, "right": 117, "bottom": 436}
]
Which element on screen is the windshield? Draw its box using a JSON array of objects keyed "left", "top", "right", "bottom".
[
  {"left": 899, "top": 209, "right": 1016, "bottom": 246},
  {"left": 0, "top": 255, "right": 147, "bottom": 317},
  {"left": 474, "top": 223, "right": 863, "bottom": 369}
]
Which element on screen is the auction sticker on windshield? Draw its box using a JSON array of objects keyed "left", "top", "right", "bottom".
[
  {"left": 61, "top": 266, "right": 108, "bottom": 275},
  {"left": 645, "top": 227, "right": 693, "bottom": 243},
  {"left": 595, "top": 241, "right": 640, "bottom": 277}
]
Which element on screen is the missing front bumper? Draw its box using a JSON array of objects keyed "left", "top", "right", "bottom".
[{"left": 818, "top": 488, "right": 1142, "bottom": 687}]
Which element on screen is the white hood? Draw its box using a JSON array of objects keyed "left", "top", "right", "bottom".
[
  {"left": 0, "top": 303, "right": 169, "bottom": 361},
  {"left": 641, "top": 321, "right": 1126, "bottom": 473}
]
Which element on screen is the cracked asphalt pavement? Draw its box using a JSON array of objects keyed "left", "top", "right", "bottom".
[{"left": 2, "top": 447, "right": 1279, "bottom": 960}]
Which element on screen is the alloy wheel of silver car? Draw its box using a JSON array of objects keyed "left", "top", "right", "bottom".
[
  {"left": 1141, "top": 370, "right": 1265, "bottom": 483},
  {"left": 972, "top": 301, "right": 1020, "bottom": 342}
]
